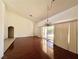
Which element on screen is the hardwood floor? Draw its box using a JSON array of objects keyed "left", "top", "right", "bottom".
[
  {"left": 54, "top": 45, "right": 78, "bottom": 59},
  {"left": 3, "top": 36, "right": 78, "bottom": 59},
  {"left": 3, "top": 36, "right": 51, "bottom": 59}
]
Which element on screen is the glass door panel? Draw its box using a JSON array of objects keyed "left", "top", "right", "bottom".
[{"left": 41, "top": 26, "right": 54, "bottom": 59}]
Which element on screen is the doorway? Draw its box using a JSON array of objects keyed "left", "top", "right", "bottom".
[
  {"left": 41, "top": 26, "right": 54, "bottom": 59},
  {"left": 8, "top": 26, "right": 14, "bottom": 38}
]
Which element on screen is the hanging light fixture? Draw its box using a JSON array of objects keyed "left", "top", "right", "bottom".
[{"left": 44, "top": 0, "right": 55, "bottom": 26}]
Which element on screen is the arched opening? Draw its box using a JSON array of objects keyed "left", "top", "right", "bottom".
[{"left": 8, "top": 26, "right": 14, "bottom": 38}]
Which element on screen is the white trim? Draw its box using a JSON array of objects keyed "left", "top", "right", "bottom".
[
  {"left": 52, "top": 18, "right": 77, "bottom": 25},
  {"left": 41, "top": 18, "right": 77, "bottom": 27}
]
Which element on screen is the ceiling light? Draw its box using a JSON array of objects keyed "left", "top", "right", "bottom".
[{"left": 44, "top": 0, "right": 55, "bottom": 26}]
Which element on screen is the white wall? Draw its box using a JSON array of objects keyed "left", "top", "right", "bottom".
[
  {"left": 35, "top": 5, "right": 78, "bottom": 36},
  {"left": 4, "top": 10, "right": 8, "bottom": 39},
  {"left": 5, "top": 11, "right": 34, "bottom": 38},
  {"left": 34, "top": 23, "right": 42, "bottom": 37},
  {"left": 0, "top": 0, "right": 5, "bottom": 58}
]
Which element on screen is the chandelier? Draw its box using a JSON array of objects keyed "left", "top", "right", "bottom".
[{"left": 45, "top": 0, "right": 55, "bottom": 26}]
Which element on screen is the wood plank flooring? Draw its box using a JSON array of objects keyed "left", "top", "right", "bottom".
[
  {"left": 3, "top": 36, "right": 51, "bottom": 59},
  {"left": 3, "top": 36, "right": 78, "bottom": 59},
  {"left": 54, "top": 44, "right": 78, "bottom": 59}
]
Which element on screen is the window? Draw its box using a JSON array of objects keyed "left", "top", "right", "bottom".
[{"left": 42, "top": 26, "right": 54, "bottom": 48}]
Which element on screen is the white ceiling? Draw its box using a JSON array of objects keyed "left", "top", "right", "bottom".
[{"left": 3, "top": 0, "right": 77, "bottom": 22}]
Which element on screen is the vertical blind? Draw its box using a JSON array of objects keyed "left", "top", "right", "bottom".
[
  {"left": 69, "top": 21, "right": 77, "bottom": 53},
  {"left": 54, "top": 20, "right": 77, "bottom": 53},
  {"left": 54, "top": 22, "right": 69, "bottom": 50}
]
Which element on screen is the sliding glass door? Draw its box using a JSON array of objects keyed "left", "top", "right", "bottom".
[{"left": 42, "top": 26, "right": 54, "bottom": 58}]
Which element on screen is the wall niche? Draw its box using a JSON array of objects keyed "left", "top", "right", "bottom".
[{"left": 8, "top": 26, "right": 14, "bottom": 38}]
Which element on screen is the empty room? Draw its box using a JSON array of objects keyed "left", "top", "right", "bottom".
[{"left": 0, "top": 0, "right": 78, "bottom": 59}]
